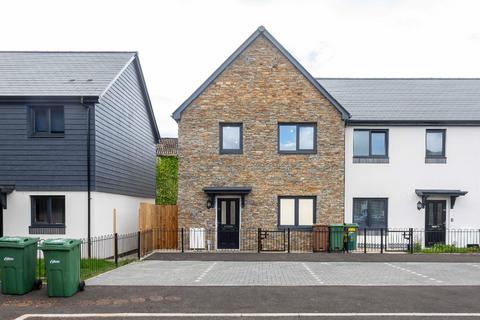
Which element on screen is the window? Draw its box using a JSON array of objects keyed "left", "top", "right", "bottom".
[
  {"left": 278, "top": 123, "right": 316, "bottom": 153},
  {"left": 31, "top": 196, "right": 65, "bottom": 227},
  {"left": 278, "top": 196, "right": 316, "bottom": 228},
  {"left": 30, "top": 106, "right": 64, "bottom": 136},
  {"left": 353, "top": 198, "right": 388, "bottom": 229},
  {"left": 220, "top": 123, "right": 242, "bottom": 154},
  {"left": 353, "top": 129, "right": 388, "bottom": 157},
  {"left": 426, "top": 129, "right": 446, "bottom": 158}
]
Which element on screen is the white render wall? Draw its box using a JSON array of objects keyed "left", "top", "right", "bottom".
[
  {"left": 3, "top": 191, "right": 154, "bottom": 238},
  {"left": 345, "top": 126, "right": 480, "bottom": 229}
]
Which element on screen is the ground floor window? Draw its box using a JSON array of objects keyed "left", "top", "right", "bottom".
[
  {"left": 278, "top": 196, "right": 316, "bottom": 228},
  {"left": 353, "top": 198, "right": 388, "bottom": 229},
  {"left": 31, "top": 196, "right": 65, "bottom": 227}
]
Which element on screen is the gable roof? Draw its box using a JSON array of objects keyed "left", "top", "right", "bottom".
[
  {"left": 0, "top": 51, "right": 160, "bottom": 141},
  {"left": 318, "top": 78, "right": 480, "bottom": 124},
  {"left": 172, "top": 26, "right": 350, "bottom": 121},
  {"left": 157, "top": 138, "right": 178, "bottom": 156},
  {"left": 0, "top": 51, "right": 136, "bottom": 97}
]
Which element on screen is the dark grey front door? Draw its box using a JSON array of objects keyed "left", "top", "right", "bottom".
[
  {"left": 0, "top": 206, "right": 3, "bottom": 237},
  {"left": 217, "top": 198, "right": 240, "bottom": 249},
  {"left": 425, "top": 200, "right": 446, "bottom": 247}
]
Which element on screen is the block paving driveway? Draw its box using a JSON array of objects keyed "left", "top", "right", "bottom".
[{"left": 87, "top": 260, "right": 480, "bottom": 286}]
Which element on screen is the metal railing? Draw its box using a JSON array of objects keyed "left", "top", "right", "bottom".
[{"left": 139, "top": 227, "right": 480, "bottom": 254}]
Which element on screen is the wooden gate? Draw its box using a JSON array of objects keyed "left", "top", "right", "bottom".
[{"left": 139, "top": 203, "right": 178, "bottom": 255}]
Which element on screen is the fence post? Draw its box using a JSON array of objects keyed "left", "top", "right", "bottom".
[
  {"left": 364, "top": 228, "right": 367, "bottom": 254},
  {"left": 380, "top": 228, "right": 384, "bottom": 254},
  {"left": 287, "top": 228, "right": 290, "bottom": 253},
  {"left": 114, "top": 233, "right": 118, "bottom": 267},
  {"left": 257, "top": 228, "right": 261, "bottom": 253},
  {"left": 137, "top": 231, "right": 141, "bottom": 259},
  {"left": 409, "top": 228, "right": 414, "bottom": 254},
  {"left": 181, "top": 228, "right": 185, "bottom": 253}
]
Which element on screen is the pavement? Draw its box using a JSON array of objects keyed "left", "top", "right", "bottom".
[
  {"left": 145, "top": 252, "right": 480, "bottom": 262},
  {"left": 3, "top": 254, "right": 480, "bottom": 320},
  {"left": 86, "top": 260, "right": 480, "bottom": 286}
]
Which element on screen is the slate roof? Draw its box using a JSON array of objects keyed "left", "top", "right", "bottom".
[
  {"left": 317, "top": 78, "right": 480, "bottom": 123},
  {"left": 157, "top": 138, "right": 178, "bottom": 156},
  {"left": 0, "top": 51, "right": 136, "bottom": 96}
]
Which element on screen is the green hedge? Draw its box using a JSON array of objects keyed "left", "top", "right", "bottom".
[{"left": 156, "top": 156, "right": 178, "bottom": 205}]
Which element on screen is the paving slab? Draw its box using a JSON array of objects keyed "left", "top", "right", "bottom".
[{"left": 86, "top": 261, "right": 480, "bottom": 286}]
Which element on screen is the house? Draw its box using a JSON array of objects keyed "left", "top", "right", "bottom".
[
  {"left": 0, "top": 51, "right": 160, "bottom": 239},
  {"left": 173, "top": 26, "right": 480, "bottom": 250},
  {"left": 157, "top": 137, "right": 178, "bottom": 157}
]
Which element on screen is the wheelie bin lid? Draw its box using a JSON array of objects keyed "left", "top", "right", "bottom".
[
  {"left": 40, "top": 239, "right": 82, "bottom": 251},
  {"left": 328, "top": 224, "right": 345, "bottom": 230},
  {"left": 0, "top": 236, "right": 39, "bottom": 248}
]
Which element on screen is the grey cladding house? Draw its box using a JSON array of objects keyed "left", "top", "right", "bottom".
[{"left": 0, "top": 51, "right": 160, "bottom": 239}]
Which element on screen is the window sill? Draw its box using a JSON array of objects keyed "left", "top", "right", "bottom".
[
  {"left": 29, "top": 134, "right": 65, "bottom": 138},
  {"left": 219, "top": 150, "right": 243, "bottom": 155},
  {"left": 29, "top": 226, "right": 65, "bottom": 235},
  {"left": 425, "top": 157, "right": 447, "bottom": 164},
  {"left": 278, "top": 226, "right": 313, "bottom": 231},
  {"left": 353, "top": 157, "right": 389, "bottom": 164},
  {"left": 279, "top": 151, "right": 317, "bottom": 155}
]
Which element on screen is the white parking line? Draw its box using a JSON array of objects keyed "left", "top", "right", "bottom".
[
  {"left": 14, "top": 312, "right": 480, "bottom": 319},
  {"left": 302, "top": 262, "right": 323, "bottom": 284},
  {"left": 384, "top": 263, "right": 443, "bottom": 284},
  {"left": 194, "top": 262, "right": 217, "bottom": 282}
]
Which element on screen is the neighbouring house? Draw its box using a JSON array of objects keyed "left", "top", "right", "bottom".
[
  {"left": 173, "top": 26, "right": 480, "bottom": 250},
  {"left": 156, "top": 138, "right": 178, "bottom": 205},
  {"left": 0, "top": 51, "right": 160, "bottom": 239}
]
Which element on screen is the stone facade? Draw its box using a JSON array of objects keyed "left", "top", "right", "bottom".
[{"left": 177, "top": 35, "right": 345, "bottom": 231}]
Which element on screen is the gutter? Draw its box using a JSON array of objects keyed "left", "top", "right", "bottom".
[{"left": 80, "top": 97, "right": 96, "bottom": 258}]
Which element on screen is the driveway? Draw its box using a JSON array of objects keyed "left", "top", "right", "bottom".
[{"left": 87, "top": 260, "right": 480, "bottom": 286}]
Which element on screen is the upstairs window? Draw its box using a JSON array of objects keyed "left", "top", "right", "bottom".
[
  {"left": 30, "top": 106, "right": 64, "bottom": 136},
  {"left": 426, "top": 129, "right": 446, "bottom": 158},
  {"left": 31, "top": 196, "right": 65, "bottom": 227},
  {"left": 278, "top": 123, "right": 316, "bottom": 154},
  {"left": 220, "top": 123, "right": 242, "bottom": 154},
  {"left": 353, "top": 129, "right": 388, "bottom": 158},
  {"left": 353, "top": 198, "right": 388, "bottom": 229}
]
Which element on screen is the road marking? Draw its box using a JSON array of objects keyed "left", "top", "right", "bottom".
[
  {"left": 302, "top": 262, "right": 323, "bottom": 284},
  {"left": 194, "top": 262, "right": 217, "bottom": 282},
  {"left": 14, "top": 312, "right": 480, "bottom": 319},
  {"left": 384, "top": 263, "right": 442, "bottom": 283}
]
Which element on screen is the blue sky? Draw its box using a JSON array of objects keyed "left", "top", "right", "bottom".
[{"left": 2, "top": 0, "right": 480, "bottom": 137}]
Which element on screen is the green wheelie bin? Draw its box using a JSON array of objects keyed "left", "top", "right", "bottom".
[
  {"left": 40, "top": 239, "right": 85, "bottom": 297},
  {"left": 328, "top": 224, "right": 345, "bottom": 252},
  {"left": 345, "top": 223, "right": 359, "bottom": 251},
  {"left": 0, "top": 236, "right": 42, "bottom": 295}
]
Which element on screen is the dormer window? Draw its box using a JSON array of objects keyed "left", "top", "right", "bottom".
[{"left": 30, "top": 106, "right": 64, "bottom": 137}]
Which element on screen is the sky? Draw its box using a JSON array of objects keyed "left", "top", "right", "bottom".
[{"left": 2, "top": 0, "right": 480, "bottom": 138}]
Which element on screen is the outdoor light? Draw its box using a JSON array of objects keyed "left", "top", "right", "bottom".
[
  {"left": 417, "top": 201, "right": 424, "bottom": 211},
  {"left": 206, "top": 199, "right": 214, "bottom": 209}
]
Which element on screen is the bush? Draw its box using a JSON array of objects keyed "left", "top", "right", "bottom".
[{"left": 156, "top": 156, "right": 178, "bottom": 205}]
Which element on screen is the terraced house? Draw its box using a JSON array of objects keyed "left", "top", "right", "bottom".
[
  {"left": 0, "top": 52, "right": 160, "bottom": 239},
  {"left": 173, "top": 26, "right": 480, "bottom": 250}
]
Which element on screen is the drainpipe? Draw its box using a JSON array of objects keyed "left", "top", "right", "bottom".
[{"left": 81, "top": 98, "right": 92, "bottom": 258}]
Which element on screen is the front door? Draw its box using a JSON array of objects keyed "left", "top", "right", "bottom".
[
  {"left": 217, "top": 198, "right": 240, "bottom": 249},
  {"left": 425, "top": 200, "right": 446, "bottom": 247},
  {"left": 0, "top": 206, "right": 3, "bottom": 237}
]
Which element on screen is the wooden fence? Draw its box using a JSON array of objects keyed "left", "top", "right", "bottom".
[{"left": 139, "top": 203, "right": 178, "bottom": 255}]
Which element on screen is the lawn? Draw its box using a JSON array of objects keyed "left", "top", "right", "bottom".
[
  {"left": 34, "top": 258, "right": 134, "bottom": 281},
  {"left": 414, "top": 243, "right": 480, "bottom": 254}
]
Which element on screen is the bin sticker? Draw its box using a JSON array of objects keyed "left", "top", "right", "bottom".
[
  {"left": 49, "top": 259, "right": 61, "bottom": 264},
  {"left": 3, "top": 257, "right": 14, "bottom": 262}
]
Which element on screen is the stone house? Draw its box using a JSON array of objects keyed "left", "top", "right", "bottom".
[{"left": 173, "top": 26, "right": 480, "bottom": 250}]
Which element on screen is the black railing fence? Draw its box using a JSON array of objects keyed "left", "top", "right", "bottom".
[
  {"left": 142, "top": 227, "right": 480, "bottom": 254},
  {"left": 34, "top": 227, "right": 480, "bottom": 281}
]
